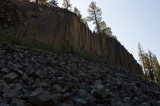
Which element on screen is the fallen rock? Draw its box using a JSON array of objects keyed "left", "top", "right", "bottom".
[
  {"left": 3, "top": 72, "right": 18, "bottom": 83},
  {"left": 11, "top": 98, "right": 26, "bottom": 106},
  {"left": 1, "top": 68, "right": 10, "bottom": 73},
  {"left": 28, "top": 91, "right": 56, "bottom": 106}
]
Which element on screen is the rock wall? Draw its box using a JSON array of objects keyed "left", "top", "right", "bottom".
[
  {"left": 0, "top": 1, "right": 143, "bottom": 75},
  {"left": 0, "top": 0, "right": 19, "bottom": 28}
]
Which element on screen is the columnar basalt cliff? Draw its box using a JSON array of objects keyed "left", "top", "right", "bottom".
[{"left": 0, "top": 0, "right": 142, "bottom": 75}]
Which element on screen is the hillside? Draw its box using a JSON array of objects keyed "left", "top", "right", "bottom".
[
  {"left": 0, "top": 0, "right": 160, "bottom": 106},
  {"left": 0, "top": 41, "right": 160, "bottom": 106}
]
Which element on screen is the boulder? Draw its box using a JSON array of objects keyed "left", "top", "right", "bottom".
[
  {"left": 3, "top": 72, "right": 18, "bottom": 83},
  {"left": 28, "top": 90, "right": 56, "bottom": 106}
]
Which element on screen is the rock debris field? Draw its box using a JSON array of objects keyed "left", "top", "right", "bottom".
[{"left": 0, "top": 41, "right": 160, "bottom": 106}]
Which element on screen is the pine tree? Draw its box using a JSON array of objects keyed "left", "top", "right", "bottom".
[
  {"left": 138, "top": 43, "right": 146, "bottom": 74},
  {"left": 36, "top": 0, "right": 38, "bottom": 4},
  {"left": 74, "top": 7, "right": 82, "bottom": 18},
  {"left": 81, "top": 18, "right": 88, "bottom": 27},
  {"left": 38, "top": 0, "right": 47, "bottom": 5},
  {"left": 143, "top": 53, "right": 150, "bottom": 79},
  {"left": 49, "top": 0, "right": 58, "bottom": 7},
  {"left": 97, "top": 21, "right": 112, "bottom": 36},
  {"left": 87, "top": 2, "right": 102, "bottom": 33},
  {"left": 63, "top": 0, "right": 72, "bottom": 10},
  {"left": 153, "top": 55, "right": 160, "bottom": 83}
]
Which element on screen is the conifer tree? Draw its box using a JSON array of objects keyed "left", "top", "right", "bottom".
[
  {"left": 36, "top": 0, "right": 38, "bottom": 4},
  {"left": 138, "top": 44, "right": 160, "bottom": 83},
  {"left": 153, "top": 55, "right": 160, "bottom": 83},
  {"left": 74, "top": 7, "right": 82, "bottom": 18},
  {"left": 138, "top": 43, "right": 146, "bottom": 74},
  {"left": 49, "top": 0, "right": 58, "bottom": 7},
  {"left": 63, "top": 0, "right": 72, "bottom": 10},
  {"left": 97, "top": 21, "right": 112, "bottom": 36},
  {"left": 143, "top": 53, "right": 150, "bottom": 78},
  {"left": 81, "top": 18, "right": 89, "bottom": 27},
  {"left": 148, "top": 50, "right": 156, "bottom": 82},
  {"left": 87, "top": 2, "right": 102, "bottom": 33}
]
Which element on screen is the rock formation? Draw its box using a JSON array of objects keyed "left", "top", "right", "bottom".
[{"left": 0, "top": 0, "right": 142, "bottom": 75}]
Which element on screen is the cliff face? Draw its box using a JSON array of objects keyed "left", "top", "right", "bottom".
[{"left": 0, "top": 0, "right": 143, "bottom": 75}]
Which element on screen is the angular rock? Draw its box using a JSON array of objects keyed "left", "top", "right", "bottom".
[
  {"left": 72, "top": 96, "right": 87, "bottom": 105},
  {"left": 1, "top": 68, "right": 10, "bottom": 73},
  {"left": 11, "top": 98, "right": 26, "bottom": 106},
  {"left": 77, "top": 89, "right": 96, "bottom": 104},
  {"left": 28, "top": 91, "right": 56, "bottom": 106},
  {"left": 26, "top": 68, "right": 36, "bottom": 76},
  {"left": 15, "top": 70, "right": 23, "bottom": 75},
  {"left": 91, "top": 84, "right": 105, "bottom": 99},
  {"left": 0, "top": 80, "right": 9, "bottom": 93},
  {"left": 52, "top": 84, "right": 62, "bottom": 92},
  {"left": 7, "top": 62, "right": 18, "bottom": 70},
  {"left": 3, "top": 72, "right": 18, "bottom": 83},
  {"left": 35, "top": 69, "right": 47, "bottom": 78},
  {"left": 27, "top": 77, "right": 34, "bottom": 85},
  {"left": 40, "top": 82, "right": 50, "bottom": 89},
  {"left": 3, "top": 84, "right": 22, "bottom": 100},
  {"left": 22, "top": 73, "right": 28, "bottom": 81}
]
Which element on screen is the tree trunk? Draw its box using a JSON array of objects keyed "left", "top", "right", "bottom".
[
  {"left": 94, "top": 11, "right": 100, "bottom": 33},
  {"left": 36, "top": 0, "right": 38, "bottom": 5}
]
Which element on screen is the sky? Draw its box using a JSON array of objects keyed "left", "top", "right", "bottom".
[{"left": 58, "top": 0, "right": 160, "bottom": 63}]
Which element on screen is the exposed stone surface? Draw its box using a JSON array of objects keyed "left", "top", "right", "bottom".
[
  {"left": 3, "top": 72, "right": 18, "bottom": 83},
  {"left": 0, "top": 41, "right": 160, "bottom": 106},
  {"left": 0, "top": 0, "right": 142, "bottom": 75}
]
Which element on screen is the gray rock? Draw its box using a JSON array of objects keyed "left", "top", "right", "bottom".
[
  {"left": 157, "top": 101, "right": 160, "bottom": 106},
  {"left": 27, "top": 68, "right": 36, "bottom": 76},
  {"left": 0, "top": 102, "right": 9, "bottom": 106},
  {"left": 131, "top": 85, "right": 143, "bottom": 96},
  {"left": 0, "top": 80, "right": 9, "bottom": 93},
  {"left": 28, "top": 91, "right": 56, "bottom": 106},
  {"left": 3, "top": 84, "right": 22, "bottom": 99},
  {"left": 111, "top": 95, "right": 122, "bottom": 106},
  {"left": 15, "top": 70, "right": 23, "bottom": 75},
  {"left": 1, "top": 68, "right": 10, "bottom": 73},
  {"left": 7, "top": 62, "right": 18, "bottom": 70},
  {"left": 132, "top": 97, "right": 141, "bottom": 105},
  {"left": 11, "top": 98, "right": 26, "bottom": 106},
  {"left": 40, "top": 82, "right": 50, "bottom": 89},
  {"left": 22, "top": 73, "right": 28, "bottom": 81},
  {"left": 72, "top": 96, "right": 87, "bottom": 105},
  {"left": 57, "top": 77, "right": 65, "bottom": 81},
  {"left": 77, "top": 89, "right": 96, "bottom": 104},
  {"left": 3, "top": 72, "right": 18, "bottom": 83},
  {"left": 52, "top": 84, "right": 62, "bottom": 92},
  {"left": 141, "top": 102, "right": 150, "bottom": 106},
  {"left": 91, "top": 84, "right": 105, "bottom": 98},
  {"left": 30, "top": 57, "right": 37, "bottom": 64},
  {"left": 123, "top": 97, "right": 131, "bottom": 103},
  {"left": 0, "top": 50, "right": 6, "bottom": 55},
  {"left": 59, "top": 103, "right": 74, "bottom": 106},
  {"left": 27, "top": 77, "right": 34, "bottom": 85},
  {"left": 35, "top": 69, "right": 47, "bottom": 78}
]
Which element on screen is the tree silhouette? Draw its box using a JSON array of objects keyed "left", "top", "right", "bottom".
[
  {"left": 49, "top": 0, "right": 58, "bottom": 7},
  {"left": 74, "top": 7, "right": 82, "bottom": 18},
  {"left": 87, "top": 2, "right": 102, "bottom": 33},
  {"left": 63, "top": 0, "right": 72, "bottom": 10}
]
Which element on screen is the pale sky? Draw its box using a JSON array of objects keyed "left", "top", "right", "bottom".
[{"left": 58, "top": 0, "right": 160, "bottom": 63}]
